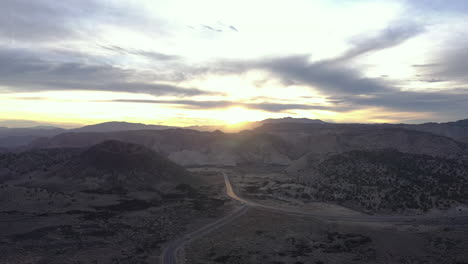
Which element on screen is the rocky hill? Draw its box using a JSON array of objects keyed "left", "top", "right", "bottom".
[
  {"left": 27, "top": 124, "right": 468, "bottom": 167},
  {"left": 299, "top": 149, "right": 468, "bottom": 214},
  {"left": 396, "top": 119, "right": 468, "bottom": 143},
  {"left": 0, "top": 141, "right": 228, "bottom": 264},
  {"left": 29, "top": 129, "right": 293, "bottom": 166},
  {"left": 258, "top": 124, "right": 468, "bottom": 160},
  {"left": 0, "top": 140, "right": 190, "bottom": 192}
]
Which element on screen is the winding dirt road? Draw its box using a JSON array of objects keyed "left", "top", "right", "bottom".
[
  {"left": 161, "top": 173, "right": 249, "bottom": 264},
  {"left": 161, "top": 172, "right": 468, "bottom": 263}
]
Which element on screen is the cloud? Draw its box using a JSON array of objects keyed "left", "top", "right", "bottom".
[
  {"left": 405, "top": 0, "right": 468, "bottom": 14},
  {"left": 198, "top": 54, "right": 393, "bottom": 95},
  {"left": 334, "top": 22, "right": 425, "bottom": 62},
  {"left": 418, "top": 78, "right": 446, "bottom": 83},
  {"left": 196, "top": 22, "right": 239, "bottom": 33},
  {"left": 411, "top": 38, "right": 468, "bottom": 84},
  {"left": 229, "top": 26, "right": 239, "bottom": 32},
  {"left": 109, "top": 99, "right": 338, "bottom": 112},
  {"left": 0, "top": 0, "right": 165, "bottom": 42},
  {"left": 435, "top": 46, "right": 468, "bottom": 81},
  {"left": 201, "top": 25, "right": 223, "bottom": 32},
  {"left": 259, "top": 55, "right": 392, "bottom": 95},
  {"left": 246, "top": 102, "right": 337, "bottom": 112},
  {"left": 196, "top": 23, "right": 424, "bottom": 96},
  {"left": 185, "top": 19, "right": 467, "bottom": 119},
  {"left": 0, "top": 0, "right": 104, "bottom": 41},
  {"left": 253, "top": 23, "right": 424, "bottom": 95},
  {"left": 108, "top": 83, "right": 215, "bottom": 97},
  {"left": 412, "top": 63, "right": 440, "bottom": 68},
  {"left": 100, "top": 45, "right": 181, "bottom": 61},
  {"left": 0, "top": 47, "right": 215, "bottom": 97},
  {"left": 335, "top": 89, "right": 468, "bottom": 113}
]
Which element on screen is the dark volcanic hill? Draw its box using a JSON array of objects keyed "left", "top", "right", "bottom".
[
  {"left": 0, "top": 140, "right": 190, "bottom": 192},
  {"left": 67, "top": 140, "right": 189, "bottom": 189}
]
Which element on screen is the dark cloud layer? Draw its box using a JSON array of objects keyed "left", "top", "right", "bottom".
[
  {"left": 100, "top": 45, "right": 181, "bottom": 61},
  {"left": 331, "top": 89, "right": 468, "bottom": 113},
  {"left": 0, "top": 0, "right": 103, "bottom": 41},
  {"left": 411, "top": 39, "right": 468, "bottom": 85},
  {"left": 260, "top": 56, "right": 391, "bottom": 95},
  {"left": 406, "top": 0, "right": 468, "bottom": 13},
  {"left": 198, "top": 23, "right": 424, "bottom": 96},
  {"left": 335, "top": 23, "right": 425, "bottom": 62},
  {"left": 262, "top": 53, "right": 468, "bottom": 116},
  {"left": 0, "top": 0, "right": 163, "bottom": 42},
  {"left": 436, "top": 46, "right": 468, "bottom": 81},
  {"left": 0, "top": 48, "right": 214, "bottom": 97},
  {"left": 190, "top": 21, "right": 467, "bottom": 117},
  {"left": 0, "top": 1, "right": 467, "bottom": 121},
  {"left": 110, "top": 99, "right": 337, "bottom": 112}
]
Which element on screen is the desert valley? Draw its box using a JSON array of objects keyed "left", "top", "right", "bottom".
[
  {"left": 1, "top": 118, "right": 468, "bottom": 263},
  {"left": 2, "top": 1, "right": 468, "bottom": 263}
]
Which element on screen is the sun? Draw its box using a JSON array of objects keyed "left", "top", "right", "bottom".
[
  {"left": 215, "top": 107, "right": 263, "bottom": 125},
  {"left": 221, "top": 107, "right": 248, "bottom": 124}
]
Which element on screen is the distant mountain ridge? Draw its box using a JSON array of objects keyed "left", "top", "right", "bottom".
[
  {"left": 261, "top": 117, "right": 325, "bottom": 124},
  {"left": 71, "top": 121, "right": 173, "bottom": 133},
  {"left": 186, "top": 117, "right": 326, "bottom": 132},
  {"left": 0, "top": 121, "right": 173, "bottom": 148},
  {"left": 397, "top": 119, "right": 468, "bottom": 142},
  {"left": 1, "top": 117, "right": 468, "bottom": 151},
  {"left": 0, "top": 127, "right": 66, "bottom": 148},
  {"left": 27, "top": 124, "right": 468, "bottom": 167}
]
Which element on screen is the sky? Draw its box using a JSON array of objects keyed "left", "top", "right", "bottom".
[{"left": 0, "top": 0, "right": 468, "bottom": 127}]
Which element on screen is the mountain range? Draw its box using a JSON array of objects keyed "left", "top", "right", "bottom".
[
  {"left": 16, "top": 122, "right": 466, "bottom": 168},
  {"left": 1, "top": 118, "right": 468, "bottom": 150}
]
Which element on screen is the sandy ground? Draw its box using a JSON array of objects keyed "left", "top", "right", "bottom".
[
  {"left": 0, "top": 170, "right": 232, "bottom": 264},
  {"left": 186, "top": 207, "right": 468, "bottom": 264}
]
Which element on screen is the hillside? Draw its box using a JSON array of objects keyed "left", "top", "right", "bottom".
[
  {"left": 397, "top": 119, "right": 468, "bottom": 142},
  {"left": 29, "top": 129, "right": 293, "bottom": 166},
  {"left": 187, "top": 117, "right": 325, "bottom": 132},
  {"left": 301, "top": 149, "right": 468, "bottom": 214},
  {"left": 0, "top": 140, "right": 190, "bottom": 192},
  {"left": 0, "top": 141, "right": 229, "bottom": 263},
  {"left": 258, "top": 124, "right": 468, "bottom": 160},
  {"left": 27, "top": 125, "right": 468, "bottom": 167}
]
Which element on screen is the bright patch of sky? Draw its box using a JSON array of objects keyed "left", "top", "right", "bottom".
[{"left": 0, "top": 0, "right": 467, "bottom": 127}]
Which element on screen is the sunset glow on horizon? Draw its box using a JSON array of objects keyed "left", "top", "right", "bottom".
[{"left": 1, "top": 0, "right": 468, "bottom": 128}]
